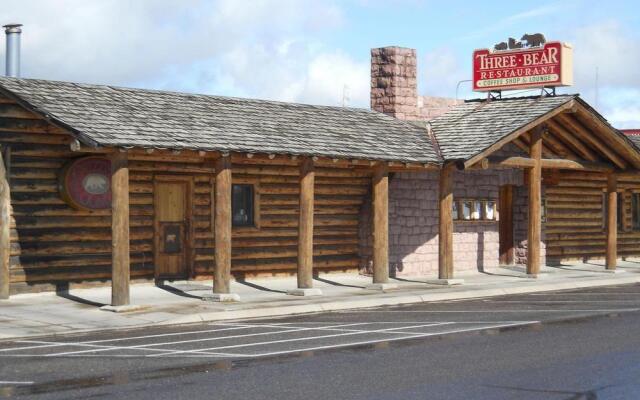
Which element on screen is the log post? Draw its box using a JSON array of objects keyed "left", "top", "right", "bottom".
[
  {"left": 606, "top": 173, "right": 617, "bottom": 270},
  {"left": 297, "top": 157, "right": 314, "bottom": 288},
  {"left": 372, "top": 163, "right": 389, "bottom": 284},
  {"left": 214, "top": 155, "right": 232, "bottom": 294},
  {"left": 110, "top": 151, "right": 130, "bottom": 306},
  {"left": 438, "top": 164, "right": 454, "bottom": 279},
  {"left": 527, "top": 128, "right": 543, "bottom": 276},
  {"left": 0, "top": 148, "right": 10, "bottom": 299},
  {"left": 499, "top": 184, "right": 514, "bottom": 266}
]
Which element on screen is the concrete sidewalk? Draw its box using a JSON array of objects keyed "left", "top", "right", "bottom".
[{"left": 1, "top": 260, "right": 640, "bottom": 340}]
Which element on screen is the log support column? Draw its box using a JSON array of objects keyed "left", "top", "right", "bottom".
[
  {"left": 205, "top": 155, "right": 240, "bottom": 301},
  {"left": 366, "top": 163, "right": 396, "bottom": 291},
  {"left": 427, "top": 163, "right": 463, "bottom": 285},
  {"left": 0, "top": 148, "right": 10, "bottom": 300},
  {"left": 527, "top": 128, "right": 543, "bottom": 277},
  {"left": 288, "top": 157, "right": 322, "bottom": 296},
  {"left": 109, "top": 151, "right": 130, "bottom": 307},
  {"left": 605, "top": 173, "right": 618, "bottom": 271}
]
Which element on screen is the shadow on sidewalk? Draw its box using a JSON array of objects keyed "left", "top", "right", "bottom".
[
  {"left": 55, "top": 284, "right": 106, "bottom": 308},
  {"left": 155, "top": 283, "right": 203, "bottom": 299},
  {"left": 313, "top": 275, "right": 365, "bottom": 289},
  {"left": 235, "top": 278, "right": 286, "bottom": 294}
]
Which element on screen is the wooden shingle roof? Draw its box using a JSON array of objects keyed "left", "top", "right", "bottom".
[
  {"left": 0, "top": 77, "right": 441, "bottom": 164},
  {"left": 429, "top": 95, "right": 577, "bottom": 161}
]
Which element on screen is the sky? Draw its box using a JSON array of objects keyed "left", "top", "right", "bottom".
[{"left": 2, "top": 0, "right": 640, "bottom": 127}]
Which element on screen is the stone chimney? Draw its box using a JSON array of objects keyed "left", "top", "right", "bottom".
[{"left": 370, "top": 46, "right": 419, "bottom": 120}]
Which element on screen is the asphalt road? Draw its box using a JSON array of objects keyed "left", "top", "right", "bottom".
[{"left": 1, "top": 283, "right": 640, "bottom": 399}]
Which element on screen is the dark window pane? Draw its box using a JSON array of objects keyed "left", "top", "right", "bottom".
[{"left": 232, "top": 184, "right": 254, "bottom": 227}]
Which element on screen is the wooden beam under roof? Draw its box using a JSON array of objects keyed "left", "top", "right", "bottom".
[
  {"left": 542, "top": 129, "right": 579, "bottom": 159},
  {"left": 556, "top": 114, "right": 628, "bottom": 169},
  {"left": 485, "top": 156, "right": 614, "bottom": 172},
  {"left": 574, "top": 104, "right": 640, "bottom": 169},
  {"left": 463, "top": 99, "right": 576, "bottom": 169},
  {"left": 546, "top": 118, "right": 599, "bottom": 162}
]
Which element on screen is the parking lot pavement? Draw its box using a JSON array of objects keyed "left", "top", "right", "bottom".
[{"left": 0, "top": 283, "right": 638, "bottom": 361}]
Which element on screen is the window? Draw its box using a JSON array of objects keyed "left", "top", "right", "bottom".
[
  {"left": 453, "top": 199, "right": 498, "bottom": 222},
  {"left": 232, "top": 184, "right": 254, "bottom": 227},
  {"left": 633, "top": 193, "right": 640, "bottom": 230},
  {"left": 602, "top": 192, "right": 623, "bottom": 231},
  {"left": 483, "top": 200, "right": 496, "bottom": 220}
]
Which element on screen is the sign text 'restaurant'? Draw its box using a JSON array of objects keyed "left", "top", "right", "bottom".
[{"left": 473, "top": 42, "right": 572, "bottom": 91}]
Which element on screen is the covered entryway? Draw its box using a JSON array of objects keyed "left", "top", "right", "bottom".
[
  {"left": 429, "top": 95, "right": 640, "bottom": 279},
  {"left": 154, "top": 176, "right": 193, "bottom": 279}
]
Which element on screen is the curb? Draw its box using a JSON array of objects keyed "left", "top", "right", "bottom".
[
  {"left": 157, "top": 275, "right": 640, "bottom": 326},
  {"left": 1, "top": 275, "right": 639, "bottom": 341}
]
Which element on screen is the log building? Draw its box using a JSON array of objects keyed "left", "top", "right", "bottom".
[{"left": 0, "top": 46, "right": 639, "bottom": 304}]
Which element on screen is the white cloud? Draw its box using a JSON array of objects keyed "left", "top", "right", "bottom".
[
  {"left": 300, "top": 51, "right": 369, "bottom": 106},
  {"left": 565, "top": 21, "right": 640, "bottom": 127},
  {"left": 570, "top": 21, "right": 640, "bottom": 90},
  {"left": 0, "top": 0, "right": 365, "bottom": 108},
  {"left": 421, "top": 48, "right": 468, "bottom": 99}
]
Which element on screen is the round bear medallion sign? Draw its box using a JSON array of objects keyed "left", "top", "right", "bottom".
[{"left": 60, "top": 156, "right": 112, "bottom": 210}]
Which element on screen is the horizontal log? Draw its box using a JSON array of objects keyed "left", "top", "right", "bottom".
[
  {"left": 262, "top": 194, "right": 363, "bottom": 206},
  {"left": 11, "top": 216, "right": 150, "bottom": 229},
  {"left": 10, "top": 252, "right": 152, "bottom": 269},
  {"left": 544, "top": 219, "right": 603, "bottom": 227},
  {"left": 10, "top": 263, "right": 153, "bottom": 283},
  {"left": 487, "top": 156, "right": 614, "bottom": 172},
  {"left": 12, "top": 227, "right": 152, "bottom": 242},
  {"left": 12, "top": 241, "right": 152, "bottom": 257},
  {"left": 230, "top": 255, "right": 359, "bottom": 272}
]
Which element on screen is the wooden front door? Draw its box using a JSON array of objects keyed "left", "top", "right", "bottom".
[{"left": 154, "top": 177, "right": 192, "bottom": 278}]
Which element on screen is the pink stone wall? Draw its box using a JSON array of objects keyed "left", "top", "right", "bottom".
[
  {"left": 366, "top": 45, "right": 546, "bottom": 275},
  {"left": 359, "top": 168, "right": 526, "bottom": 276},
  {"left": 370, "top": 47, "right": 461, "bottom": 121}
]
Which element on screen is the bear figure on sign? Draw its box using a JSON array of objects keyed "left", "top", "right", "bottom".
[
  {"left": 494, "top": 42, "right": 508, "bottom": 51},
  {"left": 508, "top": 38, "right": 523, "bottom": 49},
  {"left": 521, "top": 33, "right": 546, "bottom": 47}
]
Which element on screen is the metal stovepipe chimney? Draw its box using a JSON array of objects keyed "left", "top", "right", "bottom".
[{"left": 4, "top": 23, "right": 22, "bottom": 77}]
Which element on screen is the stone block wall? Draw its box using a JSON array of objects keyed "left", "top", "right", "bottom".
[
  {"left": 359, "top": 168, "right": 525, "bottom": 276},
  {"left": 370, "top": 47, "right": 419, "bottom": 120},
  {"left": 371, "top": 47, "right": 461, "bottom": 121},
  {"left": 513, "top": 184, "right": 547, "bottom": 266},
  {"left": 417, "top": 96, "right": 463, "bottom": 120}
]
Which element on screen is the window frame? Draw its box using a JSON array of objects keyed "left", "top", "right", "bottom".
[
  {"left": 602, "top": 191, "right": 623, "bottom": 232},
  {"left": 230, "top": 179, "right": 260, "bottom": 230},
  {"left": 453, "top": 198, "right": 498, "bottom": 222},
  {"left": 632, "top": 192, "right": 640, "bottom": 231}
]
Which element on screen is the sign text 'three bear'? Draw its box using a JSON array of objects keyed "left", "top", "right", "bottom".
[{"left": 473, "top": 42, "right": 573, "bottom": 92}]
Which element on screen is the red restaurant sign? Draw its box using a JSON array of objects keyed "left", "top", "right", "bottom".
[{"left": 472, "top": 41, "right": 573, "bottom": 92}]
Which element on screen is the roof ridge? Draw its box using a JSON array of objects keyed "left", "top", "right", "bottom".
[
  {"left": 0, "top": 76, "right": 375, "bottom": 114},
  {"left": 464, "top": 93, "right": 578, "bottom": 103}
]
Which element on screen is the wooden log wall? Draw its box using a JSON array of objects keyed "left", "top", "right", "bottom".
[
  {"left": 545, "top": 170, "right": 640, "bottom": 262},
  {"left": 0, "top": 97, "right": 370, "bottom": 292},
  {"left": 210, "top": 160, "right": 371, "bottom": 276}
]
